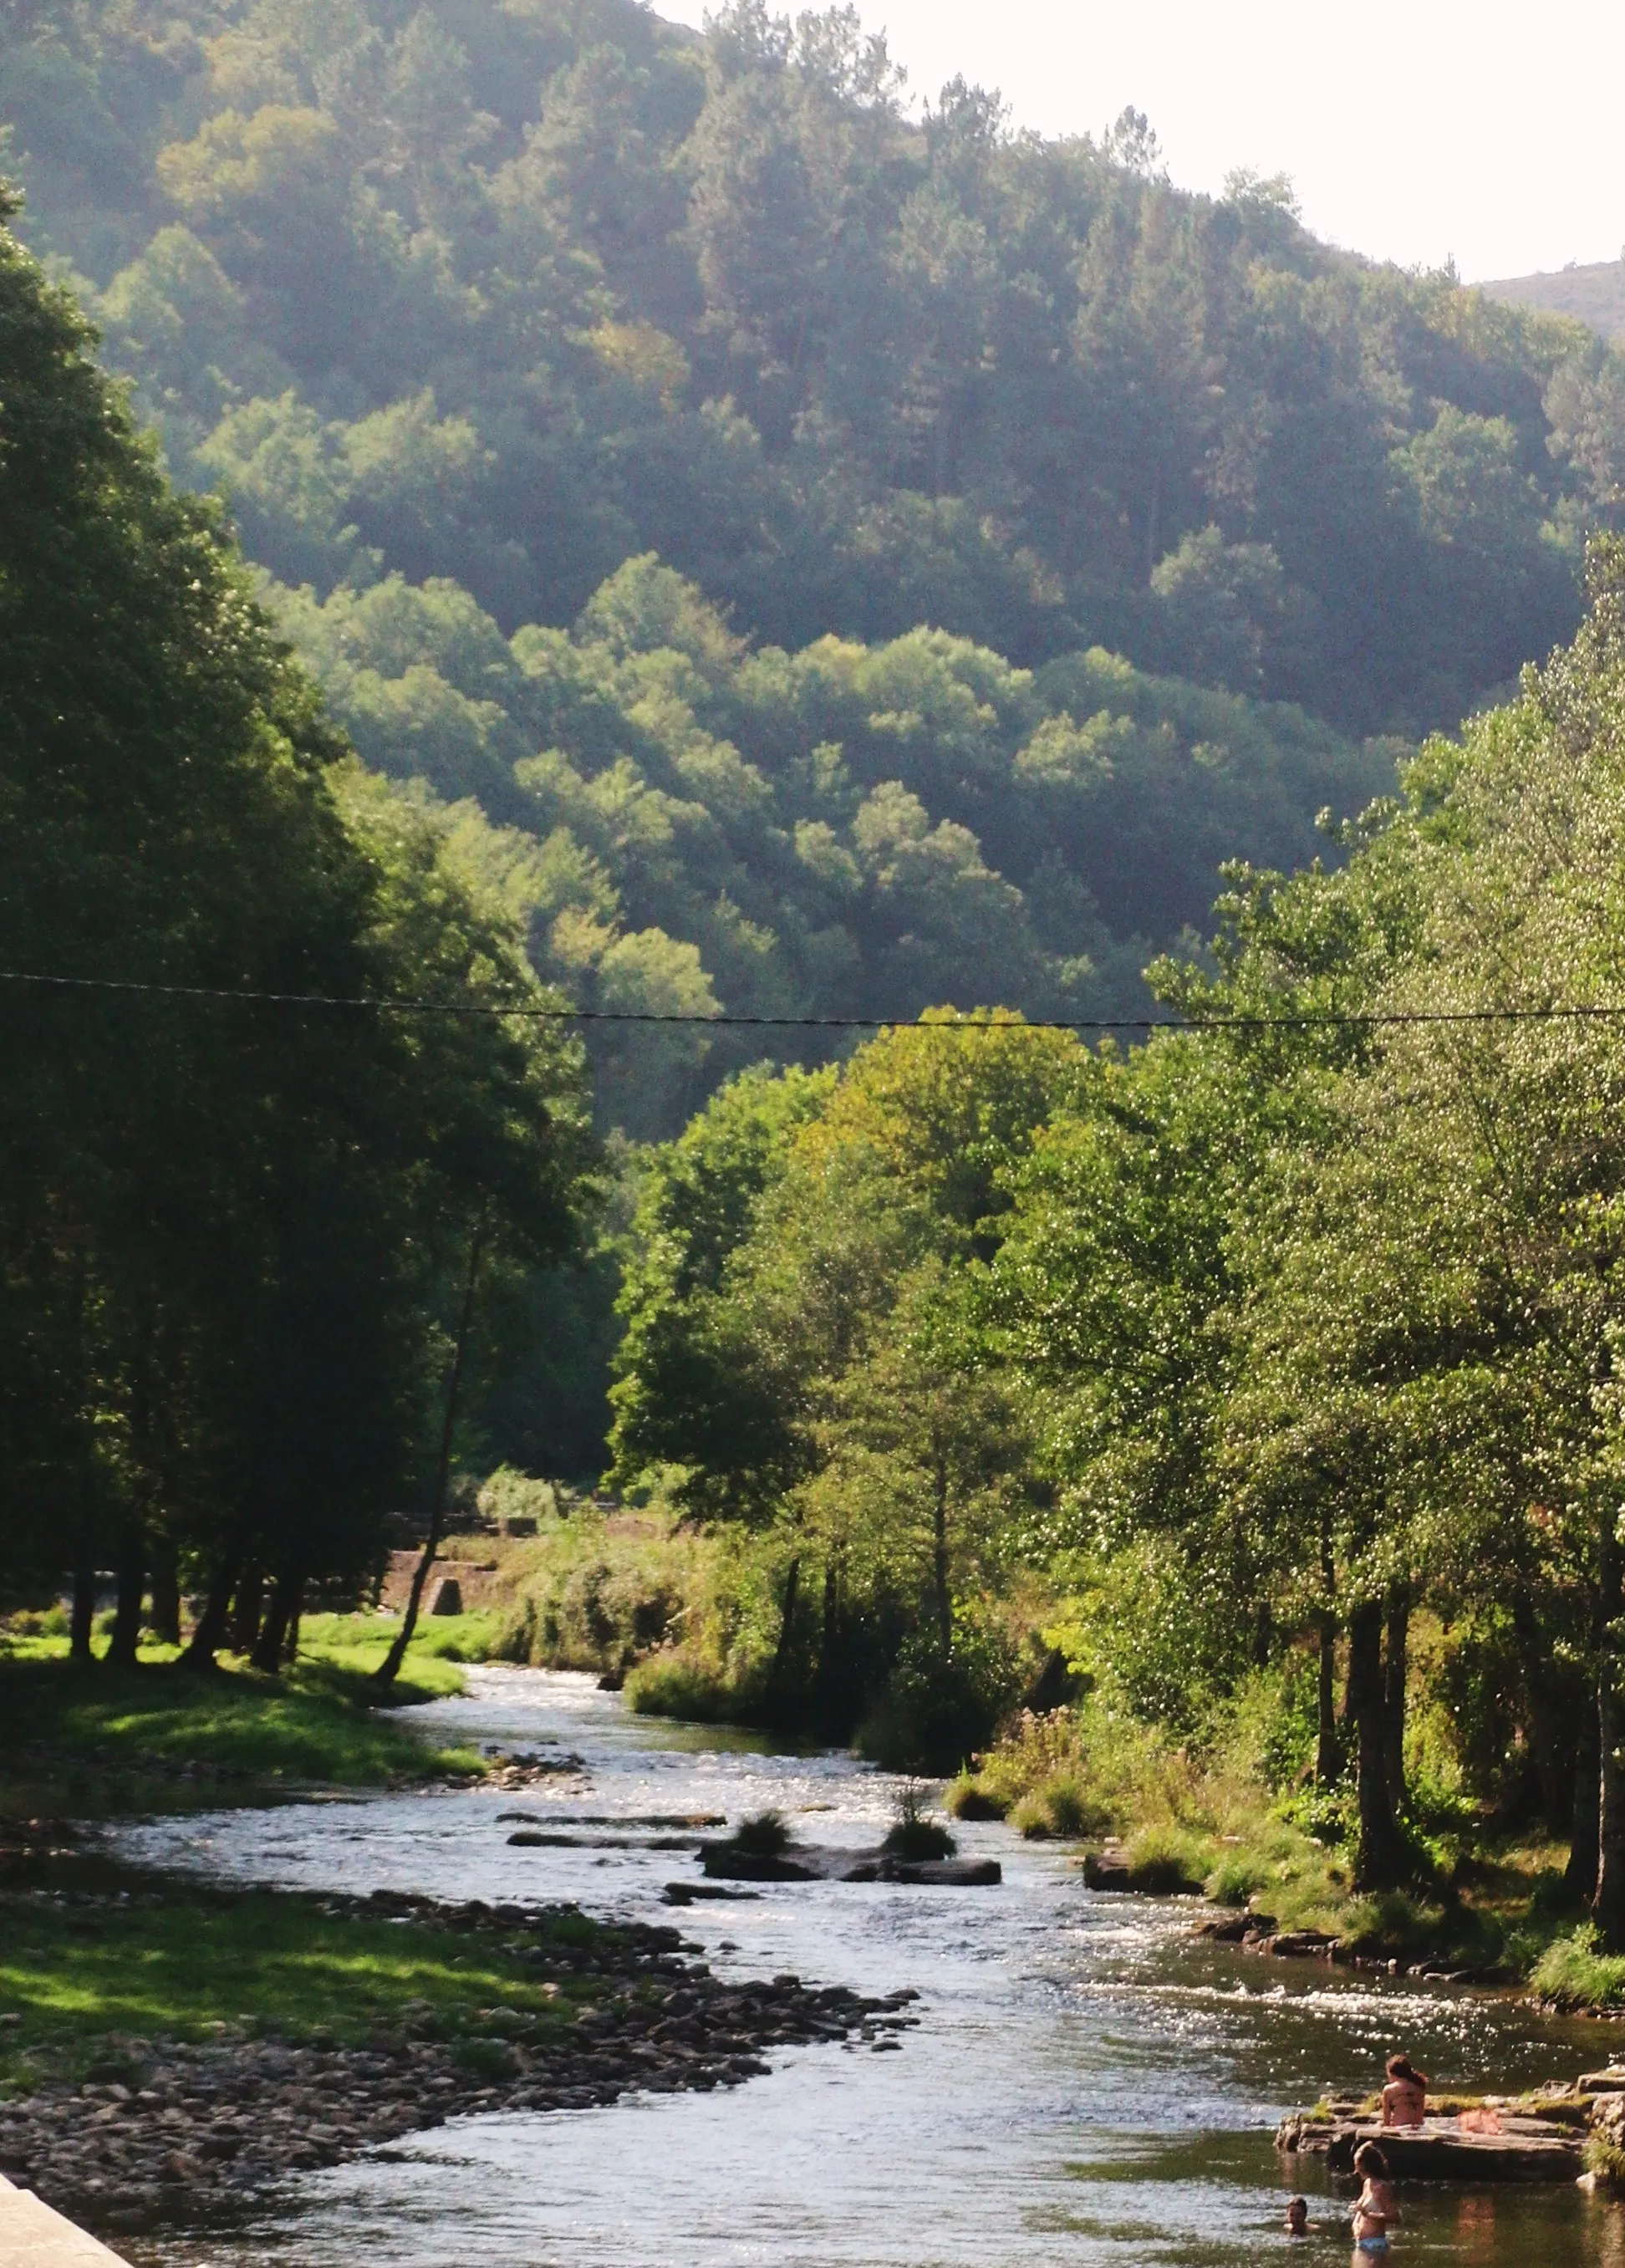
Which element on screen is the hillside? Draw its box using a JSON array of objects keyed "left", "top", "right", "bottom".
[
  {"left": 3, "top": 0, "right": 1623, "bottom": 1128},
  {"left": 1481, "top": 257, "right": 1625, "bottom": 344}
]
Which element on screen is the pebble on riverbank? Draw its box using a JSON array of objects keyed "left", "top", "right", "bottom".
[{"left": 0, "top": 1888, "right": 919, "bottom": 2240}]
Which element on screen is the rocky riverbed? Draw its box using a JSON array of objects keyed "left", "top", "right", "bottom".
[{"left": 0, "top": 1884, "right": 919, "bottom": 2238}]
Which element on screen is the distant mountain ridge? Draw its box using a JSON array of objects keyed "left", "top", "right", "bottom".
[{"left": 1481, "top": 257, "right": 1625, "bottom": 344}]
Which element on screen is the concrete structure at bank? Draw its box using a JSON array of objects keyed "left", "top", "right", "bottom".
[{"left": 0, "top": 2173, "right": 130, "bottom": 2265}]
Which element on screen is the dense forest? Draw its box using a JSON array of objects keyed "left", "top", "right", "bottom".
[
  {"left": 13, "top": 0, "right": 1625, "bottom": 1951},
  {"left": 7, "top": 0, "right": 1625, "bottom": 1107}
]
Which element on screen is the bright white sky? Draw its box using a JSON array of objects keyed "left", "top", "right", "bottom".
[{"left": 655, "top": 0, "right": 1625, "bottom": 283}]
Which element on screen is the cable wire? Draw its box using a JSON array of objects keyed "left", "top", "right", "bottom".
[{"left": 5, "top": 966, "right": 1625, "bottom": 1033}]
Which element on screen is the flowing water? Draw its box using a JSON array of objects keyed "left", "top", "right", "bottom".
[{"left": 115, "top": 1666, "right": 1625, "bottom": 2267}]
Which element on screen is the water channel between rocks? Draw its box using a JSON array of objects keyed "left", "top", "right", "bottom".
[{"left": 112, "top": 1665, "right": 1625, "bottom": 2268}]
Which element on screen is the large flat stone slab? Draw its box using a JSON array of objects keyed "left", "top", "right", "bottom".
[{"left": 1278, "top": 2118, "right": 1582, "bottom": 2182}]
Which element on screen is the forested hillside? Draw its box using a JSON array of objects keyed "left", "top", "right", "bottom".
[
  {"left": 608, "top": 543, "right": 1625, "bottom": 1925},
  {"left": 6, "top": 0, "right": 1625, "bottom": 1114}
]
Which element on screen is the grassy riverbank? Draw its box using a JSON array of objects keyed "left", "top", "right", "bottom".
[
  {"left": 950, "top": 1690, "right": 1597, "bottom": 1989},
  {"left": 0, "top": 1641, "right": 487, "bottom": 1818},
  {"left": 0, "top": 1828, "right": 608, "bottom": 2095}
]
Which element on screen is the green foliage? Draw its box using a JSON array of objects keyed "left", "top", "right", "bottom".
[
  {"left": 1531, "top": 1925, "right": 1625, "bottom": 2011},
  {"left": 1123, "top": 1826, "right": 1213, "bottom": 1895},
  {"left": 0, "top": 187, "right": 599, "bottom": 1650},
  {"left": 10, "top": 0, "right": 1602, "bottom": 742},
  {"left": 12, "top": 0, "right": 1604, "bottom": 1144},
  {"left": 881, "top": 1785, "right": 957, "bottom": 1860},
  {"left": 1205, "top": 1853, "right": 1272, "bottom": 1906}
]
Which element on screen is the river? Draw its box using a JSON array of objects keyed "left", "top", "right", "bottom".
[{"left": 115, "top": 1665, "right": 1625, "bottom": 2267}]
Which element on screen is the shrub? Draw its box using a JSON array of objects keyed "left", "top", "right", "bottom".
[
  {"left": 624, "top": 1650, "right": 748, "bottom": 1722},
  {"left": 1532, "top": 1924, "right": 1625, "bottom": 2011},
  {"left": 730, "top": 1809, "right": 793, "bottom": 1858},
  {"left": 881, "top": 1783, "right": 957, "bottom": 1860},
  {"left": 1206, "top": 1853, "right": 1271, "bottom": 1907},
  {"left": 1009, "top": 1772, "right": 1106, "bottom": 1840},
  {"left": 1124, "top": 1826, "right": 1211, "bottom": 1893},
  {"left": 945, "top": 1772, "right": 1009, "bottom": 1820}
]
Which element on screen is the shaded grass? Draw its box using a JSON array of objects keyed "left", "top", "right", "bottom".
[
  {"left": 0, "top": 1649, "right": 485, "bottom": 1817},
  {"left": 0, "top": 1846, "right": 610, "bottom": 2093}
]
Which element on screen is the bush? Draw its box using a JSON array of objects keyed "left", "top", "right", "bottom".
[
  {"left": 1206, "top": 1852, "right": 1271, "bottom": 1907},
  {"left": 1532, "top": 1924, "right": 1625, "bottom": 2011},
  {"left": 1124, "top": 1826, "right": 1211, "bottom": 1893},
  {"left": 1010, "top": 1773, "right": 1106, "bottom": 1840},
  {"left": 624, "top": 1650, "right": 751, "bottom": 1722},
  {"left": 945, "top": 1772, "right": 1009, "bottom": 1820},
  {"left": 730, "top": 1810, "right": 793, "bottom": 1858},
  {"left": 881, "top": 1783, "right": 957, "bottom": 1860}
]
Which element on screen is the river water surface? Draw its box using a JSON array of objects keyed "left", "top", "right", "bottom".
[{"left": 116, "top": 1666, "right": 1625, "bottom": 2267}]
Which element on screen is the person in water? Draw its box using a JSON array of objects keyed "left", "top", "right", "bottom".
[
  {"left": 1381, "top": 2055, "right": 1427, "bottom": 2128},
  {"left": 1351, "top": 2141, "right": 1398, "bottom": 2254},
  {"left": 1283, "top": 2195, "right": 1309, "bottom": 2237}
]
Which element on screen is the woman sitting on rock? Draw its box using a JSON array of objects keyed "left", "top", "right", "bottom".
[
  {"left": 1381, "top": 2054, "right": 1427, "bottom": 2127},
  {"left": 1350, "top": 2141, "right": 1398, "bottom": 2254}
]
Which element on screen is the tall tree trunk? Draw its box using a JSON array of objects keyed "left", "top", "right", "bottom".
[
  {"left": 375, "top": 1220, "right": 486, "bottom": 1688},
  {"left": 1383, "top": 1585, "right": 1409, "bottom": 1814},
  {"left": 182, "top": 1552, "right": 239, "bottom": 1672},
  {"left": 283, "top": 1582, "right": 304, "bottom": 1665},
  {"left": 1316, "top": 1505, "right": 1338, "bottom": 1784},
  {"left": 70, "top": 1566, "right": 96, "bottom": 1665},
  {"left": 767, "top": 1557, "right": 801, "bottom": 1695},
  {"left": 148, "top": 1536, "right": 181, "bottom": 1649},
  {"left": 230, "top": 1567, "right": 265, "bottom": 1657},
  {"left": 104, "top": 1524, "right": 146, "bottom": 1669},
  {"left": 931, "top": 1445, "right": 951, "bottom": 1654},
  {"left": 1316, "top": 1613, "right": 1340, "bottom": 1784},
  {"left": 251, "top": 1561, "right": 302, "bottom": 1674},
  {"left": 1595, "top": 1523, "right": 1625, "bottom": 1949},
  {"left": 1349, "top": 1598, "right": 1403, "bottom": 1888},
  {"left": 1569, "top": 1689, "right": 1601, "bottom": 1899}
]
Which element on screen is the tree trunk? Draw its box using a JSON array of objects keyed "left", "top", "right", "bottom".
[
  {"left": 104, "top": 1525, "right": 146, "bottom": 1669},
  {"left": 182, "top": 1552, "right": 239, "bottom": 1672},
  {"left": 283, "top": 1581, "right": 304, "bottom": 1665},
  {"left": 70, "top": 1567, "right": 96, "bottom": 1664},
  {"left": 1316, "top": 1505, "right": 1338, "bottom": 1784},
  {"left": 251, "top": 1562, "right": 301, "bottom": 1674},
  {"left": 1316, "top": 1613, "right": 1339, "bottom": 1784},
  {"left": 1595, "top": 1523, "right": 1625, "bottom": 1949},
  {"left": 230, "top": 1568, "right": 265, "bottom": 1657},
  {"left": 1383, "top": 1585, "right": 1409, "bottom": 1813},
  {"left": 1513, "top": 1588, "right": 1570, "bottom": 1836},
  {"left": 767, "top": 1557, "right": 801, "bottom": 1695},
  {"left": 1349, "top": 1598, "right": 1403, "bottom": 1888},
  {"left": 1569, "top": 1690, "right": 1601, "bottom": 1899},
  {"left": 931, "top": 1446, "right": 951, "bottom": 1654},
  {"left": 148, "top": 1537, "right": 181, "bottom": 1649},
  {"left": 375, "top": 1220, "right": 486, "bottom": 1688}
]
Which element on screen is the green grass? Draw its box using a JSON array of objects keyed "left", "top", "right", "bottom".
[
  {"left": 0, "top": 1649, "right": 486, "bottom": 1816},
  {"left": 1531, "top": 1924, "right": 1625, "bottom": 2011},
  {"left": 297, "top": 1608, "right": 502, "bottom": 1688},
  {"left": 0, "top": 1848, "right": 613, "bottom": 2093}
]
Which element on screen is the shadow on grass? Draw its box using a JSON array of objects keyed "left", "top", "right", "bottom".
[{"left": 0, "top": 1653, "right": 484, "bottom": 1816}]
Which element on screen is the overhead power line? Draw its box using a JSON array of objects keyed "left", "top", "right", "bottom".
[{"left": 5, "top": 966, "right": 1625, "bottom": 1034}]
